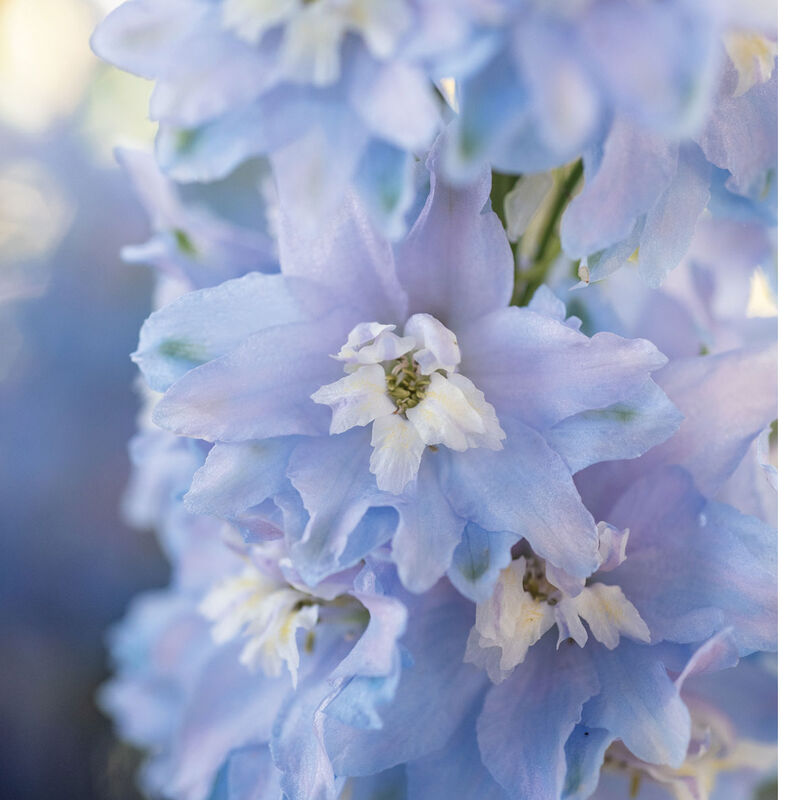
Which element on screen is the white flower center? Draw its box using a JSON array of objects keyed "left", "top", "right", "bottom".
[
  {"left": 466, "top": 524, "right": 650, "bottom": 683},
  {"left": 200, "top": 564, "right": 321, "bottom": 687},
  {"left": 222, "top": 0, "right": 411, "bottom": 85},
  {"left": 312, "top": 313, "right": 506, "bottom": 494}
]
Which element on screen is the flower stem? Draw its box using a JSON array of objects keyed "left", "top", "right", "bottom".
[{"left": 512, "top": 159, "right": 584, "bottom": 307}]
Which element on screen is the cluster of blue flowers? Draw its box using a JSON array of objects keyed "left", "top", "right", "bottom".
[{"left": 93, "top": 2, "right": 777, "bottom": 799}]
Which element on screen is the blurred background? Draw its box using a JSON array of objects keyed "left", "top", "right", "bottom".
[{"left": 0, "top": 1, "right": 169, "bottom": 797}]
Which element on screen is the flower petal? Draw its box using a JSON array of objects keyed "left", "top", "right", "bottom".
[
  {"left": 581, "top": 639, "right": 691, "bottom": 768},
  {"left": 394, "top": 138, "right": 513, "bottom": 332},
  {"left": 607, "top": 466, "right": 777, "bottom": 655},
  {"left": 135, "top": 273, "right": 320, "bottom": 392},
  {"left": 287, "top": 429, "right": 396, "bottom": 585},
  {"left": 459, "top": 306, "right": 668, "bottom": 432},
  {"left": 312, "top": 364, "right": 397, "bottom": 435},
  {"left": 369, "top": 414, "right": 427, "bottom": 495},
  {"left": 448, "top": 523, "right": 518, "bottom": 604},
  {"left": 391, "top": 456, "right": 465, "bottom": 593},
  {"left": 441, "top": 418, "right": 599, "bottom": 580},
  {"left": 324, "top": 585, "right": 486, "bottom": 775},
  {"left": 153, "top": 309, "right": 354, "bottom": 441},
  {"left": 477, "top": 633, "right": 600, "bottom": 799}
]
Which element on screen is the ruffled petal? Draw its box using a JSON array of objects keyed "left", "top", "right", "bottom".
[
  {"left": 607, "top": 467, "right": 777, "bottom": 655},
  {"left": 369, "top": 414, "right": 426, "bottom": 495},
  {"left": 448, "top": 523, "right": 518, "bottom": 604},
  {"left": 153, "top": 309, "right": 355, "bottom": 441},
  {"left": 394, "top": 138, "right": 513, "bottom": 332},
  {"left": 477, "top": 633, "right": 600, "bottom": 799},
  {"left": 391, "top": 456, "right": 465, "bottom": 593},
  {"left": 184, "top": 439, "right": 297, "bottom": 517},
  {"left": 441, "top": 418, "right": 599, "bottom": 580},
  {"left": 135, "top": 273, "right": 321, "bottom": 392},
  {"left": 459, "top": 306, "right": 668, "bottom": 431},
  {"left": 324, "top": 585, "right": 486, "bottom": 775},
  {"left": 581, "top": 640, "right": 691, "bottom": 768},
  {"left": 287, "top": 428, "right": 396, "bottom": 585}
]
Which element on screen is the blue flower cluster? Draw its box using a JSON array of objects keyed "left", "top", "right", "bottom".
[{"left": 94, "top": 2, "right": 777, "bottom": 799}]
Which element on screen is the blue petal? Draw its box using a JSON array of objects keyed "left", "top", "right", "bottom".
[
  {"left": 287, "top": 429, "right": 397, "bottom": 585},
  {"left": 277, "top": 184, "right": 407, "bottom": 324},
  {"left": 394, "top": 136, "right": 513, "bottom": 333},
  {"left": 698, "top": 63, "right": 777, "bottom": 201},
  {"left": 392, "top": 456, "right": 465, "bottom": 593},
  {"left": 406, "top": 695, "right": 509, "bottom": 800},
  {"left": 544, "top": 380, "right": 683, "bottom": 474},
  {"left": 354, "top": 140, "right": 415, "bottom": 241},
  {"left": 208, "top": 745, "right": 283, "bottom": 800},
  {"left": 477, "top": 632, "right": 600, "bottom": 799},
  {"left": 562, "top": 725, "right": 614, "bottom": 800},
  {"left": 153, "top": 309, "right": 356, "bottom": 441},
  {"left": 134, "top": 273, "right": 319, "bottom": 392},
  {"left": 442, "top": 418, "right": 599, "bottom": 580},
  {"left": 169, "top": 643, "right": 290, "bottom": 799},
  {"left": 459, "top": 306, "right": 668, "bottom": 431},
  {"left": 90, "top": 0, "right": 207, "bottom": 80},
  {"left": 183, "top": 439, "right": 298, "bottom": 517},
  {"left": 638, "top": 143, "right": 711, "bottom": 287},
  {"left": 325, "top": 563, "right": 408, "bottom": 730},
  {"left": 447, "top": 523, "right": 518, "bottom": 604},
  {"left": 577, "top": 345, "right": 777, "bottom": 519},
  {"left": 581, "top": 639, "right": 691, "bottom": 768},
  {"left": 561, "top": 118, "right": 678, "bottom": 259},
  {"left": 607, "top": 467, "right": 777, "bottom": 655},
  {"left": 443, "top": 49, "right": 530, "bottom": 180},
  {"left": 271, "top": 662, "right": 341, "bottom": 800},
  {"left": 324, "top": 585, "right": 486, "bottom": 775},
  {"left": 578, "top": 0, "right": 719, "bottom": 135}
]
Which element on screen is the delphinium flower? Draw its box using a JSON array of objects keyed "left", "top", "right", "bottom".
[
  {"left": 109, "top": 371, "right": 495, "bottom": 800},
  {"left": 91, "top": 0, "right": 447, "bottom": 236},
  {"left": 443, "top": 0, "right": 777, "bottom": 287},
  {"left": 132, "top": 143, "right": 680, "bottom": 598},
  {"left": 106, "top": 420, "right": 776, "bottom": 800}
]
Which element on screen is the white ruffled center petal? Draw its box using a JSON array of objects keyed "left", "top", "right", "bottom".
[
  {"left": 467, "top": 540, "right": 650, "bottom": 681},
  {"left": 369, "top": 413, "right": 426, "bottom": 494},
  {"left": 404, "top": 312, "right": 461, "bottom": 375},
  {"left": 312, "top": 316, "right": 505, "bottom": 494},
  {"left": 310, "top": 363, "right": 396, "bottom": 434},
  {"left": 200, "top": 565, "right": 319, "bottom": 688},
  {"left": 566, "top": 582, "right": 650, "bottom": 650},
  {"left": 406, "top": 372, "right": 485, "bottom": 451}
]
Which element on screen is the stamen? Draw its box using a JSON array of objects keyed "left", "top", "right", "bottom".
[
  {"left": 522, "top": 555, "right": 560, "bottom": 605},
  {"left": 385, "top": 355, "right": 431, "bottom": 412}
]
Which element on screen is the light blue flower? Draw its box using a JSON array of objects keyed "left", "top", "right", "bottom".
[
  {"left": 91, "top": 0, "right": 443, "bottom": 237},
  {"left": 134, "top": 145, "right": 678, "bottom": 595}
]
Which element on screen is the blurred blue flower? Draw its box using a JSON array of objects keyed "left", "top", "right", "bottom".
[{"left": 91, "top": 0, "right": 444, "bottom": 237}]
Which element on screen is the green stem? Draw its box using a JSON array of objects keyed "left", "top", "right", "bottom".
[
  {"left": 512, "top": 159, "right": 583, "bottom": 307},
  {"left": 490, "top": 171, "right": 518, "bottom": 230}
]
